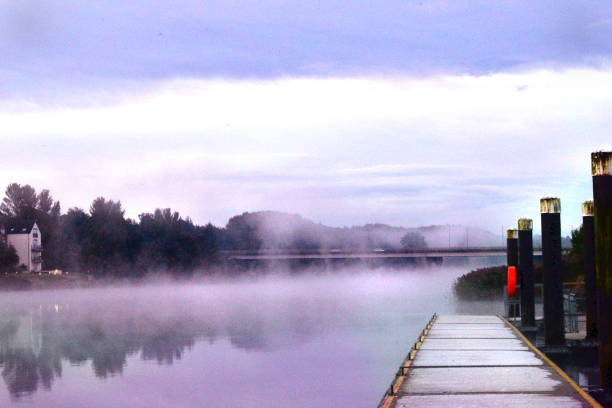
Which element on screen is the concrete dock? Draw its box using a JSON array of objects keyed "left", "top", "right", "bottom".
[{"left": 380, "top": 315, "right": 601, "bottom": 408}]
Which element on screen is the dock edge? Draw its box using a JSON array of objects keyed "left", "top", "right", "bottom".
[{"left": 376, "top": 313, "right": 437, "bottom": 408}]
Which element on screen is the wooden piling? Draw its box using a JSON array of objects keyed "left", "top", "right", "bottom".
[
  {"left": 582, "top": 201, "right": 598, "bottom": 340},
  {"left": 592, "top": 151, "right": 612, "bottom": 389},
  {"left": 507, "top": 229, "right": 519, "bottom": 317},
  {"left": 518, "top": 218, "right": 535, "bottom": 328},
  {"left": 540, "top": 197, "right": 565, "bottom": 346},
  {"left": 507, "top": 229, "right": 519, "bottom": 267}
]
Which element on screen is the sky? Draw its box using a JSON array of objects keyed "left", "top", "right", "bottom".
[{"left": 1, "top": 0, "right": 611, "bottom": 234}]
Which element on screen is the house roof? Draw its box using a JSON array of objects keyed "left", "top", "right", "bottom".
[{"left": 4, "top": 221, "right": 37, "bottom": 234}]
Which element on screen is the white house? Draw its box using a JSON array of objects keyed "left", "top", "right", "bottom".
[{"left": 4, "top": 221, "right": 43, "bottom": 273}]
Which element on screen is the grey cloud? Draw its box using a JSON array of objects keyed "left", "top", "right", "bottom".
[{"left": 1, "top": 0, "right": 611, "bottom": 102}]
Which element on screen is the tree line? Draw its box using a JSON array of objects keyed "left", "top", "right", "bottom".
[
  {"left": 0, "top": 183, "right": 430, "bottom": 276},
  {"left": 0, "top": 183, "right": 223, "bottom": 275}
]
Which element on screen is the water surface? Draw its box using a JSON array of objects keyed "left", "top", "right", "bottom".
[{"left": 0, "top": 262, "right": 503, "bottom": 407}]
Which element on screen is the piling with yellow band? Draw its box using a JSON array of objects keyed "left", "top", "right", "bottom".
[
  {"left": 518, "top": 218, "right": 535, "bottom": 328},
  {"left": 506, "top": 229, "right": 519, "bottom": 316},
  {"left": 540, "top": 197, "right": 565, "bottom": 346},
  {"left": 582, "top": 201, "right": 598, "bottom": 340},
  {"left": 592, "top": 150, "right": 612, "bottom": 389}
]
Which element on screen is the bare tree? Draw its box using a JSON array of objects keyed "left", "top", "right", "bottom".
[{"left": 400, "top": 231, "right": 427, "bottom": 250}]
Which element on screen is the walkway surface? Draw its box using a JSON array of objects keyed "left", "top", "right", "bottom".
[{"left": 385, "top": 315, "right": 600, "bottom": 408}]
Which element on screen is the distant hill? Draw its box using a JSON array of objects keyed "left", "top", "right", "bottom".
[{"left": 222, "top": 211, "right": 502, "bottom": 250}]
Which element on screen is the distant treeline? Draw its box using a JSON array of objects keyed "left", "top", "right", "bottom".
[{"left": 0, "top": 183, "right": 503, "bottom": 276}]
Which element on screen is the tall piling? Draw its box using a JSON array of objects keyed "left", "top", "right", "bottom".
[
  {"left": 507, "top": 229, "right": 519, "bottom": 268},
  {"left": 507, "top": 229, "right": 519, "bottom": 317},
  {"left": 582, "top": 201, "right": 597, "bottom": 340},
  {"left": 540, "top": 197, "right": 565, "bottom": 346},
  {"left": 518, "top": 218, "right": 535, "bottom": 328},
  {"left": 592, "top": 151, "right": 612, "bottom": 388}
]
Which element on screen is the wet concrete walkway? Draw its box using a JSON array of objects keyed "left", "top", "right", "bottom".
[{"left": 384, "top": 315, "right": 600, "bottom": 408}]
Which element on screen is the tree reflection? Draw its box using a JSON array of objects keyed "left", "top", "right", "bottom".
[
  {"left": 0, "top": 307, "right": 214, "bottom": 398},
  {"left": 0, "top": 313, "right": 59, "bottom": 397},
  {"left": 140, "top": 334, "right": 195, "bottom": 365},
  {"left": 0, "top": 297, "right": 320, "bottom": 399}
]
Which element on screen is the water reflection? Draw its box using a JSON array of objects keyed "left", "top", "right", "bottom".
[
  {"left": 0, "top": 284, "right": 337, "bottom": 398},
  {"left": 0, "top": 265, "right": 504, "bottom": 405},
  {"left": 0, "top": 304, "right": 315, "bottom": 397},
  {"left": 5, "top": 313, "right": 190, "bottom": 396},
  {"left": 0, "top": 311, "right": 51, "bottom": 397}
]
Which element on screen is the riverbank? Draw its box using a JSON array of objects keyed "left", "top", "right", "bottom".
[
  {"left": 453, "top": 255, "right": 584, "bottom": 300},
  {"left": 0, "top": 254, "right": 507, "bottom": 292},
  {"left": 0, "top": 273, "right": 93, "bottom": 291}
]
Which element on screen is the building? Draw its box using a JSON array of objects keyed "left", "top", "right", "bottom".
[{"left": 3, "top": 221, "right": 43, "bottom": 273}]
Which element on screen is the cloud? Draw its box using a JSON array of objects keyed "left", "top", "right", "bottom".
[
  {"left": 1, "top": 68, "right": 610, "bottom": 233},
  {"left": 0, "top": 0, "right": 611, "bottom": 103}
]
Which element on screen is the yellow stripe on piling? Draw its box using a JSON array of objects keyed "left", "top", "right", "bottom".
[{"left": 499, "top": 315, "right": 602, "bottom": 408}]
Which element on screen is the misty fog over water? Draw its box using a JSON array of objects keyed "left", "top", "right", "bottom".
[{"left": 0, "top": 260, "right": 503, "bottom": 407}]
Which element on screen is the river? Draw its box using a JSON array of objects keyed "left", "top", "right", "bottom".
[{"left": 0, "top": 259, "right": 504, "bottom": 407}]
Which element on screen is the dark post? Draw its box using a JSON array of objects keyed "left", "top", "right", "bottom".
[
  {"left": 582, "top": 201, "right": 597, "bottom": 340},
  {"left": 541, "top": 197, "right": 565, "bottom": 346},
  {"left": 507, "top": 229, "right": 519, "bottom": 318},
  {"left": 518, "top": 218, "right": 535, "bottom": 328},
  {"left": 507, "top": 229, "right": 519, "bottom": 267},
  {"left": 592, "top": 151, "right": 612, "bottom": 388}
]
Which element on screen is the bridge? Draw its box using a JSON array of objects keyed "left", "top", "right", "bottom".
[
  {"left": 379, "top": 315, "right": 601, "bottom": 408},
  {"left": 224, "top": 247, "right": 543, "bottom": 260}
]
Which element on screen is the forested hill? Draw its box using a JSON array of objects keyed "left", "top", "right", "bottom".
[{"left": 223, "top": 211, "right": 500, "bottom": 250}]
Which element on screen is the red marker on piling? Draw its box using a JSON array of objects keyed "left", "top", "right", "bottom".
[
  {"left": 507, "top": 266, "right": 517, "bottom": 297},
  {"left": 506, "top": 229, "right": 519, "bottom": 317}
]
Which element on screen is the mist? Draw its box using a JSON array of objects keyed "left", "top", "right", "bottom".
[{"left": 0, "top": 263, "right": 502, "bottom": 407}]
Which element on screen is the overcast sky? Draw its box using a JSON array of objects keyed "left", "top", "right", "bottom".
[{"left": 1, "top": 0, "right": 611, "bottom": 233}]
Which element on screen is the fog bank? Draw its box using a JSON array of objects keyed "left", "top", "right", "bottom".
[{"left": 0, "top": 265, "right": 502, "bottom": 407}]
